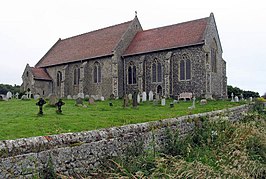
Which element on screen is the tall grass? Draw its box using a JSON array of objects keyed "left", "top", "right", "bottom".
[{"left": 91, "top": 112, "right": 266, "bottom": 178}]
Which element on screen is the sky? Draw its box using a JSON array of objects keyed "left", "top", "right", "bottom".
[{"left": 0, "top": 0, "right": 265, "bottom": 95}]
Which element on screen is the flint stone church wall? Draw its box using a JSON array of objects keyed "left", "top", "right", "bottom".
[{"left": 0, "top": 104, "right": 251, "bottom": 177}]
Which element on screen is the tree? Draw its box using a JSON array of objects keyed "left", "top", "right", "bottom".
[
  {"left": 0, "top": 84, "right": 20, "bottom": 95},
  {"left": 227, "top": 85, "right": 260, "bottom": 98}
]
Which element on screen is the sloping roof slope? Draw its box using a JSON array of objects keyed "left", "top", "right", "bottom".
[
  {"left": 123, "top": 17, "right": 208, "bottom": 56},
  {"left": 35, "top": 20, "right": 133, "bottom": 67},
  {"left": 31, "top": 67, "right": 52, "bottom": 81}
]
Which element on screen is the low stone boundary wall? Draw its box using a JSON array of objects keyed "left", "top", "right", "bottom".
[{"left": 0, "top": 104, "right": 251, "bottom": 177}]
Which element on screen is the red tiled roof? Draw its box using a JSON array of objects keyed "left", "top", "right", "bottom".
[
  {"left": 35, "top": 20, "right": 133, "bottom": 67},
  {"left": 123, "top": 17, "right": 208, "bottom": 56},
  {"left": 31, "top": 67, "right": 52, "bottom": 81}
]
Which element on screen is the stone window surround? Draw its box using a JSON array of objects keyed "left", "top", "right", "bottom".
[
  {"left": 151, "top": 58, "right": 163, "bottom": 84},
  {"left": 93, "top": 61, "right": 101, "bottom": 84},
  {"left": 179, "top": 54, "right": 192, "bottom": 81},
  {"left": 73, "top": 65, "right": 80, "bottom": 85},
  {"left": 127, "top": 61, "right": 137, "bottom": 85},
  {"left": 56, "top": 71, "right": 62, "bottom": 87}
]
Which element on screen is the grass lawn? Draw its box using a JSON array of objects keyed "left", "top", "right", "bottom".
[{"left": 0, "top": 98, "right": 245, "bottom": 140}]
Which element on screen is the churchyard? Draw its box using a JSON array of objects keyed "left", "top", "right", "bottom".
[{"left": 0, "top": 97, "right": 246, "bottom": 141}]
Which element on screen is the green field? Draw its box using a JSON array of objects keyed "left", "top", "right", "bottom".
[{"left": 0, "top": 99, "right": 244, "bottom": 140}]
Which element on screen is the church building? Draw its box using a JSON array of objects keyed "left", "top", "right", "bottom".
[{"left": 21, "top": 13, "right": 227, "bottom": 99}]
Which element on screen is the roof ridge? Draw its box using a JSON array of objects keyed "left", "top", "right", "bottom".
[
  {"left": 61, "top": 20, "right": 133, "bottom": 41},
  {"left": 142, "top": 16, "right": 209, "bottom": 32}
]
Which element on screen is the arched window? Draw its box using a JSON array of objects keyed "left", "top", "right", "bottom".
[
  {"left": 180, "top": 54, "right": 191, "bottom": 81},
  {"left": 128, "top": 62, "right": 136, "bottom": 84},
  {"left": 74, "top": 66, "right": 80, "bottom": 85},
  {"left": 57, "top": 71, "right": 62, "bottom": 87},
  {"left": 93, "top": 62, "right": 101, "bottom": 83},
  {"left": 152, "top": 59, "right": 162, "bottom": 83}
]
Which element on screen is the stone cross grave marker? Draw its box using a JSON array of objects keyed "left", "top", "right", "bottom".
[
  {"left": 231, "top": 93, "right": 234, "bottom": 102},
  {"left": 55, "top": 99, "right": 65, "bottom": 113},
  {"left": 148, "top": 91, "right": 153, "bottom": 101},
  {"left": 142, "top": 91, "right": 147, "bottom": 102},
  {"left": 36, "top": 98, "right": 46, "bottom": 115},
  {"left": 15, "top": 92, "right": 19, "bottom": 99}
]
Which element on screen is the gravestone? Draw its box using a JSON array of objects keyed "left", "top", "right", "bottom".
[
  {"left": 36, "top": 98, "right": 46, "bottom": 115},
  {"left": 153, "top": 99, "right": 158, "bottom": 106},
  {"left": 192, "top": 96, "right": 196, "bottom": 108},
  {"left": 173, "top": 100, "right": 178, "bottom": 104},
  {"left": 149, "top": 91, "right": 153, "bottom": 101},
  {"left": 72, "top": 95, "right": 78, "bottom": 100},
  {"left": 88, "top": 97, "right": 95, "bottom": 105},
  {"left": 85, "top": 95, "right": 90, "bottom": 100},
  {"left": 142, "top": 92, "right": 147, "bottom": 102},
  {"left": 67, "top": 95, "right": 72, "bottom": 99},
  {"left": 26, "top": 91, "right": 32, "bottom": 99},
  {"left": 250, "top": 97, "right": 253, "bottom": 102},
  {"left": 75, "top": 97, "right": 83, "bottom": 106},
  {"left": 15, "top": 92, "right": 19, "bottom": 99},
  {"left": 161, "top": 97, "right": 166, "bottom": 106},
  {"left": 200, "top": 99, "right": 207, "bottom": 105},
  {"left": 78, "top": 93, "right": 84, "bottom": 99},
  {"left": 21, "top": 95, "right": 27, "bottom": 100},
  {"left": 155, "top": 94, "right": 160, "bottom": 101},
  {"left": 128, "top": 94, "right": 132, "bottom": 101},
  {"left": 231, "top": 93, "right": 234, "bottom": 102},
  {"left": 55, "top": 99, "right": 65, "bottom": 113},
  {"left": 110, "top": 94, "right": 115, "bottom": 100},
  {"left": 234, "top": 96, "right": 239, "bottom": 102},
  {"left": 240, "top": 93, "right": 244, "bottom": 101},
  {"left": 137, "top": 93, "right": 141, "bottom": 104},
  {"left": 6, "top": 91, "right": 12, "bottom": 99},
  {"left": 48, "top": 94, "right": 57, "bottom": 106},
  {"left": 123, "top": 94, "right": 129, "bottom": 107},
  {"left": 101, "top": 96, "right": 105, "bottom": 101},
  {"left": 0, "top": 95, "right": 3, "bottom": 101},
  {"left": 34, "top": 94, "right": 40, "bottom": 100},
  {"left": 132, "top": 92, "right": 138, "bottom": 107}
]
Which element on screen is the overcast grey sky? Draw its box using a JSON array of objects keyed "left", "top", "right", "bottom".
[{"left": 0, "top": 0, "right": 265, "bottom": 95}]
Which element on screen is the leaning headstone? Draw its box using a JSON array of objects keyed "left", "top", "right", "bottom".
[
  {"left": 142, "top": 92, "right": 147, "bottom": 102},
  {"left": 21, "top": 95, "right": 27, "bottom": 100},
  {"left": 149, "top": 91, "right": 153, "bottom": 101},
  {"left": 153, "top": 99, "right": 158, "bottom": 106},
  {"left": 67, "top": 95, "right": 72, "bottom": 99},
  {"left": 78, "top": 93, "right": 84, "bottom": 99},
  {"left": 123, "top": 94, "right": 129, "bottom": 107},
  {"left": 128, "top": 94, "right": 133, "bottom": 101},
  {"left": 132, "top": 92, "right": 138, "bottom": 107},
  {"left": 49, "top": 94, "right": 57, "bottom": 106},
  {"left": 75, "top": 97, "right": 83, "bottom": 106},
  {"left": 88, "top": 97, "right": 95, "bottom": 105},
  {"left": 6, "top": 91, "right": 12, "bottom": 99},
  {"left": 234, "top": 96, "right": 239, "bottom": 102},
  {"left": 137, "top": 93, "right": 141, "bottom": 104},
  {"left": 161, "top": 97, "right": 166, "bottom": 106}
]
